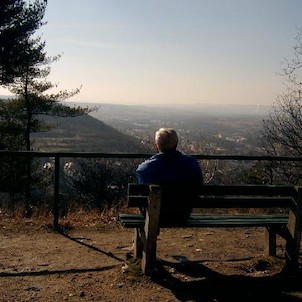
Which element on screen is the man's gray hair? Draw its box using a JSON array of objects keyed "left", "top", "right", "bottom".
[{"left": 155, "top": 128, "right": 178, "bottom": 152}]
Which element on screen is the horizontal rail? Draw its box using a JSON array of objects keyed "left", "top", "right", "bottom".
[{"left": 0, "top": 150, "right": 301, "bottom": 161}]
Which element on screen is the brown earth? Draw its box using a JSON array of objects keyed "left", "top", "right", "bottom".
[{"left": 1, "top": 217, "right": 302, "bottom": 302}]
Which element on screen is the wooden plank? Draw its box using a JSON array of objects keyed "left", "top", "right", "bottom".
[
  {"left": 119, "top": 213, "right": 288, "bottom": 222},
  {"left": 118, "top": 213, "right": 144, "bottom": 219},
  {"left": 128, "top": 183, "right": 296, "bottom": 198},
  {"left": 128, "top": 184, "right": 150, "bottom": 196},
  {"left": 192, "top": 197, "right": 293, "bottom": 208},
  {"left": 188, "top": 214, "right": 288, "bottom": 220},
  {"left": 141, "top": 185, "right": 161, "bottom": 275},
  {"left": 119, "top": 214, "right": 289, "bottom": 228},
  {"left": 127, "top": 196, "right": 149, "bottom": 207},
  {"left": 189, "top": 218, "right": 288, "bottom": 224},
  {"left": 119, "top": 220, "right": 144, "bottom": 228},
  {"left": 202, "top": 185, "right": 296, "bottom": 196},
  {"left": 121, "top": 222, "right": 145, "bottom": 228},
  {"left": 128, "top": 196, "right": 293, "bottom": 208},
  {"left": 284, "top": 187, "right": 302, "bottom": 269},
  {"left": 120, "top": 220, "right": 288, "bottom": 228}
]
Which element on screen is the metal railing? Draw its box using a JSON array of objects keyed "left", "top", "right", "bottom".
[{"left": 1, "top": 150, "right": 302, "bottom": 229}]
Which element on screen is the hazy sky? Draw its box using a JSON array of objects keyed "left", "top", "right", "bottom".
[{"left": 4, "top": 0, "right": 302, "bottom": 106}]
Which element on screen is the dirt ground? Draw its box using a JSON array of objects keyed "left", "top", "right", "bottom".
[{"left": 1, "top": 218, "right": 302, "bottom": 302}]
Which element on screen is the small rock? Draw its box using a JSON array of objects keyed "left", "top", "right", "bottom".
[
  {"left": 79, "top": 291, "right": 85, "bottom": 297},
  {"left": 122, "top": 263, "right": 129, "bottom": 273},
  {"left": 204, "top": 232, "right": 213, "bottom": 236},
  {"left": 26, "top": 287, "right": 40, "bottom": 292}
]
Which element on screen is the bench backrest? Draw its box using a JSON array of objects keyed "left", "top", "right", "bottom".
[{"left": 127, "top": 183, "right": 299, "bottom": 211}]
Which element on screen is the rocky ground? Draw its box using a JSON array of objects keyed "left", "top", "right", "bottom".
[{"left": 1, "top": 218, "right": 302, "bottom": 302}]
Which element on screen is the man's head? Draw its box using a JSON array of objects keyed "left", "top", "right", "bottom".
[{"left": 155, "top": 128, "right": 178, "bottom": 152}]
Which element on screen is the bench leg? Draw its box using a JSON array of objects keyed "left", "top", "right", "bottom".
[
  {"left": 284, "top": 210, "right": 301, "bottom": 270},
  {"left": 141, "top": 230, "right": 158, "bottom": 275},
  {"left": 141, "top": 185, "right": 161, "bottom": 275},
  {"left": 132, "top": 225, "right": 158, "bottom": 274},
  {"left": 284, "top": 237, "right": 300, "bottom": 269},
  {"left": 265, "top": 227, "right": 276, "bottom": 257},
  {"left": 283, "top": 192, "right": 302, "bottom": 272},
  {"left": 141, "top": 210, "right": 159, "bottom": 274},
  {"left": 134, "top": 228, "right": 144, "bottom": 259}
]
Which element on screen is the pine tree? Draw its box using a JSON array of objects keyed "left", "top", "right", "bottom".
[
  {"left": 0, "top": 0, "right": 92, "bottom": 207},
  {"left": 0, "top": 0, "right": 47, "bottom": 84}
]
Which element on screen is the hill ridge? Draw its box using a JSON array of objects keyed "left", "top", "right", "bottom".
[{"left": 32, "top": 114, "right": 146, "bottom": 153}]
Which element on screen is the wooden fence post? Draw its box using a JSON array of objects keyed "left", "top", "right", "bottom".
[{"left": 53, "top": 156, "right": 60, "bottom": 230}]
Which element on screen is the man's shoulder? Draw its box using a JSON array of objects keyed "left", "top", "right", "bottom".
[{"left": 137, "top": 154, "right": 162, "bottom": 170}]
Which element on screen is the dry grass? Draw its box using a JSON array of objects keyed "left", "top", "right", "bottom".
[
  {"left": 59, "top": 207, "right": 118, "bottom": 228},
  {"left": 0, "top": 203, "right": 122, "bottom": 230}
]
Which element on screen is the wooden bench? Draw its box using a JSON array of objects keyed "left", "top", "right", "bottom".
[{"left": 118, "top": 184, "right": 302, "bottom": 275}]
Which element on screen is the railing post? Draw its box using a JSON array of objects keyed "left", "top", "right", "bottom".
[{"left": 53, "top": 156, "right": 60, "bottom": 230}]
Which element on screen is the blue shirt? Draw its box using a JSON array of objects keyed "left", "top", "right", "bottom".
[
  {"left": 136, "top": 150, "right": 203, "bottom": 224},
  {"left": 136, "top": 150, "right": 203, "bottom": 185}
]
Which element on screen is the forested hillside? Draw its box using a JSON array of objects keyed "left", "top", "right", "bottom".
[{"left": 32, "top": 114, "right": 147, "bottom": 153}]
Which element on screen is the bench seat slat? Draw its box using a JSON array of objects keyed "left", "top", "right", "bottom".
[
  {"left": 118, "top": 213, "right": 288, "bottom": 228},
  {"left": 189, "top": 213, "right": 288, "bottom": 220}
]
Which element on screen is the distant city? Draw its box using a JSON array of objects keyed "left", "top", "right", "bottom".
[{"left": 87, "top": 102, "right": 267, "bottom": 155}]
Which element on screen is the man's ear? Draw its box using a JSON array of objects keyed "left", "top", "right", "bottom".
[{"left": 154, "top": 143, "right": 159, "bottom": 152}]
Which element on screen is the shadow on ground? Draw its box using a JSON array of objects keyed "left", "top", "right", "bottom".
[
  {"left": 59, "top": 230, "right": 124, "bottom": 262},
  {"left": 151, "top": 259, "right": 302, "bottom": 302}
]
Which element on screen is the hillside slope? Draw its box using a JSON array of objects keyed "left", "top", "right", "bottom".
[{"left": 32, "top": 114, "right": 146, "bottom": 153}]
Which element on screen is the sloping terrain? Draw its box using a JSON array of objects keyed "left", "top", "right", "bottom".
[{"left": 32, "top": 114, "right": 147, "bottom": 153}]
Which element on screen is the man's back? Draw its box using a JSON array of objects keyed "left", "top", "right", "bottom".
[
  {"left": 137, "top": 150, "right": 202, "bottom": 184},
  {"left": 136, "top": 150, "right": 203, "bottom": 224}
]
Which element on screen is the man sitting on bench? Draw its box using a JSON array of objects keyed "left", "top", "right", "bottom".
[{"left": 136, "top": 128, "right": 203, "bottom": 225}]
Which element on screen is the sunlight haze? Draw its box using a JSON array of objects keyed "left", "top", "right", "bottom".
[{"left": 3, "top": 0, "right": 302, "bottom": 107}]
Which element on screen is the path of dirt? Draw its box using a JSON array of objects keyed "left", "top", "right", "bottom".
[{"left": 1, "top": 219, "right": 302, "bottom": 301}]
